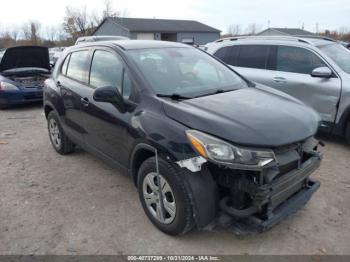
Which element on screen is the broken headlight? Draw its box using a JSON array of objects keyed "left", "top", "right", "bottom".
[{"left": 186, "top": 130, "right": 275, "bottom": 168}]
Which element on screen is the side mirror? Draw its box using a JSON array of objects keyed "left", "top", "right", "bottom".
[
  {"left": 93, "top": 86, "right": 126, "bottom": 112},
  {"left": 311, "top": 67, "right": 333, "bottom": 78}
]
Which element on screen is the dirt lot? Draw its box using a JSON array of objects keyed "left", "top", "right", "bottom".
[{"left": 0, "top": 104, "right": 349, "bottom": 255}]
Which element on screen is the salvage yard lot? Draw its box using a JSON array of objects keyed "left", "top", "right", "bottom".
[{"left": 0, "top": 104, "right": 350, "bottom": 255}]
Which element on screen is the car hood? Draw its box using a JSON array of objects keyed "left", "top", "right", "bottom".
[
  {"left": 162, "top": 86, "right": 321, "bottom": 147},
  {"left": 0, "top": 46, "right": 50, "bottom": 72}
]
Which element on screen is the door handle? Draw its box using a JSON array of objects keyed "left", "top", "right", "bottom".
[
  {"left": 273, "top": 77, "right": 287, "bottom": 84},
  {"left": 80, "top": 97, "right": 90, "bottom": 107},
  {"left": 56, "top": 81, "right": 62, "bottom": 87}
]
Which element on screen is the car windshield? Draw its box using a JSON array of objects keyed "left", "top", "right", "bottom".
[
  {"left": 319, "top": 43, "right": 350, "bottom": 73},
  {"left": 127, "top": 47, "right": 245, "bottom": 97}
]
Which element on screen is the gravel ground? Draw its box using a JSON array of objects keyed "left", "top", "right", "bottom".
[{"left": 0, "top": 104, "right": 349, "bottom": 255}]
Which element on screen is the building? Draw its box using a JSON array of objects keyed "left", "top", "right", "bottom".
[
  {"left": 92, "top": 17, "right": 221, "bottom": 45},
  {"left": 256, "top": 28, "right": 314, "bottom": 36}
]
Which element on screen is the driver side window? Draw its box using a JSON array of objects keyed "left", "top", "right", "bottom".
[
  {"left": 276, "top": 46, "right": 326, "bottom": 74},
  {"left": 89, "top": 50, "right": 133, "bottom": 100},
  {"left": 89, "top": 50, "right": 123, "bottom": 90}
]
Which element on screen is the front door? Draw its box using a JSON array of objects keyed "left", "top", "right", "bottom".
[
  {"left": 267, "top": 45, "right": 342, "bottom": 124},
  {"left": 80, "top": 48, "right": 136, "bottom": 166}
]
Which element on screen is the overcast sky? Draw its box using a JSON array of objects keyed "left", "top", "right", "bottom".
[{"left": 1, "top": 0, "right": 349, "bottom": 34}]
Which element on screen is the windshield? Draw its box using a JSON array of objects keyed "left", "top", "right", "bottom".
[
  {"left": 127, "top": 47, "right": 245, "bottom": 97},
  {"left": 319, "top": 43, "right": 350, "bottom": 73}
]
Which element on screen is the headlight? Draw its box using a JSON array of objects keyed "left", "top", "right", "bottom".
[
  {"left": 186, "top": 130, "right": 275, "bottom": 168},
  {"left": 0, "top": 82, "right": 18, "bottom": 90}
]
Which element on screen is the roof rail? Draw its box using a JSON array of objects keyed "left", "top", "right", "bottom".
[
  {"left": 214, "top": 36, "right": 317, "bottom": 45},
  {"left": 293, "top": 35, "right": 336, "bottom": 42}
]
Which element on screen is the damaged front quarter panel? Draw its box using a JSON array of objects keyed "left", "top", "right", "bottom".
[{"left": 176, "top": 156, "right": 207, "bottom": 172}]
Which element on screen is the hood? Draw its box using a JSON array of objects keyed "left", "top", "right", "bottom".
[
  {"left": 162, "top": 86, "right": 320, "bottom": 147},
  {"left": 0, "top": 46, "right": 50, "bottom": 72}
]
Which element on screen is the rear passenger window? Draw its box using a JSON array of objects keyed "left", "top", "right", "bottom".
[
  {"left": 66, "top": 51, "right": 89, "bottom": 82},
  {"left": 276, "top": 46, "right": 326, "bottom": 74},
  {"left": 214, "top": 46, "right": 239, "bottom": 66},
  {"left": 89, "top": 50, "right": 123, "bottom": 91},
  {"left": 237, "top": 45, "right": 269, "bottom": 69}
]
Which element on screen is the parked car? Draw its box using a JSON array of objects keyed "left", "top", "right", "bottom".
[
  {"left": 75, "top": 35, "right": 129, "bottom": 45},
  {"left": 0, "top": 49, "right": 5, "bottom": 62},
  {"left": 44, "top": 40, "right": 322, "bottom": 235},
  {"left": 339, "top": 41, "right": 350, "bottom": 49},
  {"left": 0, "top": 46, "right": 51, "bottom": 109},
  {"left": 205, "top": 36, "right": 350, "bottom": 143}
]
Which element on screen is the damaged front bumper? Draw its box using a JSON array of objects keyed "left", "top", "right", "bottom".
[
  {"left": 178, "top": 137, "right": 323, "bottom": 234},
  {"left": 219, "top": 155, "right": 321, "bottom": 234}
]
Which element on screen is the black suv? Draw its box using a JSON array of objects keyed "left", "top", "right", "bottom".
[{"left": 44, "top": 40, "right": 322, "bottom": 235}]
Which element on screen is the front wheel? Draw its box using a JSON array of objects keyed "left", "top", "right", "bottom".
[{"left": 137, "top": 157, "right": 194, "bottom": 235}]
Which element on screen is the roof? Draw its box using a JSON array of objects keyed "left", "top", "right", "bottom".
[
  {"left": 98, "top": 17, "right": 221, "bottom": 33},
  {"left": 70, "top": 40, "right": 191, "bottom": 51},
  {"left": 257, "top": 28, "right": 314, "bottom": 36}
]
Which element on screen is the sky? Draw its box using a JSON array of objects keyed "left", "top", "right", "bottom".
[{"left": 0, "top": 0, "right": 349, "bottom": 34}]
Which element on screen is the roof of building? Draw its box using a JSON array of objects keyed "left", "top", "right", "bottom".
[
  {"left": 257, "top": 28, "right": 314, "bottom": 36},
  {"left": 95, "top": 17, "right": 221, "bottom": 33}
]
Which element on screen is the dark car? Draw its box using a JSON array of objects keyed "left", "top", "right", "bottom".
[
  {"left": 43, "top": 40, "right": 322, "bottom": 235},
  {"left": 0, "top": 46, "right": 51, "bottom": 109}
]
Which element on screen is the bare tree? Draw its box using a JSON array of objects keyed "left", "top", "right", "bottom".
[
  {"left": 245, "top": 23, "right": 263, "bottom": 35},
  {"left": 102, "top": 0, "right": 119, "bottom": 19},
  {"left": 22, "top": 21, "right": 41, "bottom": 44},
  {"left": 45, "top": 25, "right": 56, "bottom": 42},
  {"left": 10, "top": 26, "right": 20, "bottom": 42},
  {"left": 63, "top": 6, "right": 89, "bottom": 39},
  {"left": 227, "top": 24, "right": 241, "bottom": 36}
]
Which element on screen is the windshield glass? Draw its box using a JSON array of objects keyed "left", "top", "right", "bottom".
[
  {"left": 127, "top": 47, "right": 245, "bottom": 97},
  {"left": 319, "top": 43, "right": 350, "bottom": 73}
]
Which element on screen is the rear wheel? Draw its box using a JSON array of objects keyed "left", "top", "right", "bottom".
[
  {"left": 47, "top": 111, "right": 74, "bottom": 155},
  {"left": 137, "top": 157, "right": 194, "bottom": 235}
]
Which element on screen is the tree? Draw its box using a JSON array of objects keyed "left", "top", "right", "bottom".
[
  {"left": 102, "top": 0, "right": 119, "bottom": 19},
  {"left": 22, "top": 21, "right": 41, "bottom": 45},
  {"left": 227, "top": 24, "right": 241, "bottom": 36},
  {"left": 63, "top": 6, "right": 89, "bottom": 39},
  {"left": 245, "top": 23, "right": 263, "bottom": 35}
]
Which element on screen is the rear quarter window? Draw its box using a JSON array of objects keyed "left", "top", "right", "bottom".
[{"left": 214, "top": 46, "right": 239, "bottom": 66}]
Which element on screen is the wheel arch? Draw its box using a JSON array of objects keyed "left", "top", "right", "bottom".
[{"left": 44, "top": 104, "right": 54, "bottom": 119}]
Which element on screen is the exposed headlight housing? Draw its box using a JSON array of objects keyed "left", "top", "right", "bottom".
[
  {"left": 0, "top": 82, "right": 18, "bottom": 91},
  {"left": 186, "top": 130, "right": 276, "bottom": 169}
]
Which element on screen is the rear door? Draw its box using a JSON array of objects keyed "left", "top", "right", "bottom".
[
  {"left": 56, "top": 50, "right": 90, "bottom": 143},
  {"left": 214, "top": 44, "right": 275, "bottom": 86},
  {"left": 266, "top": 45, "right": 341, "bottom": 124},
  {"left": 80, "top": 48, "right": 137, "bottom": 166}
]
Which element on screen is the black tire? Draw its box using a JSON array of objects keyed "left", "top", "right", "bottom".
[
  {"left": 47, "top": 111, "right": 74, "bottom": 155},
  {"left": 137, "top": 157, "right": 194, "bottom": 235},
  {"left": 346, "top": 122, "right": 350, "bottom": 144}
]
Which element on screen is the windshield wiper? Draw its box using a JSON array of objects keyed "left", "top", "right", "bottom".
[{"left": 157, "top": 93, "right": 192, "bottom": 100}]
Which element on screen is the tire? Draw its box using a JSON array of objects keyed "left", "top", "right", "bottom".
[
  {"left": 47, "top": 111, "right": 74, "bottom": 155},
  {"left": 137, "top": 157, "right": 194, "bottom": 235},
  {"left": 346, "top": 122, "right": 350, "bottom": 144}
]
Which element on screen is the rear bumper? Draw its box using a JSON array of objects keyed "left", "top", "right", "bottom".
[{"left": 0, "top": 89, "right": 43, "bottom": 106}]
